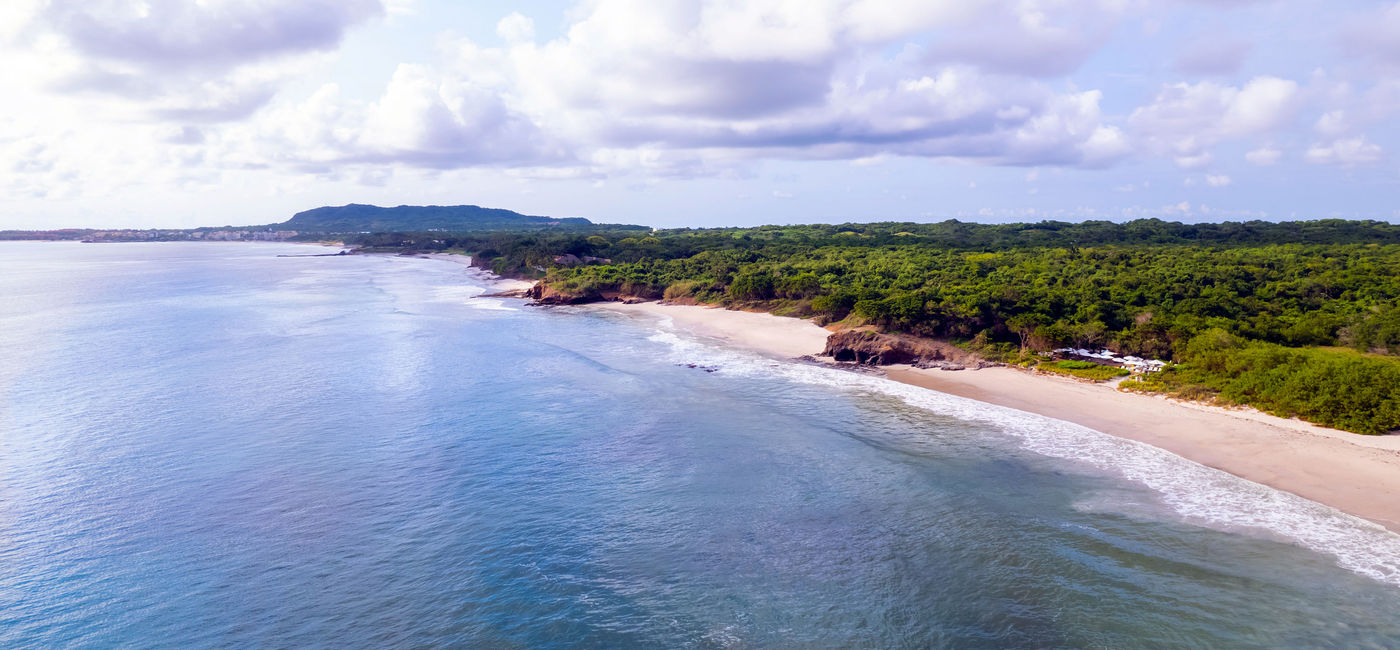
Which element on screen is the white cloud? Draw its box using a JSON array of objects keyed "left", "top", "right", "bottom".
[
  {"left": 383, "top": 0, "right": 417, "bottom": 17},
  {"left": 0, "top": 110, "right": 232, "bottom": 207},
  {"left": 1163, "top": 201, "right": 1193, "bottom": 216},
  {"left": 1079, "top": 125, "right": 1130, "bottom": 167},
  {"left": 247, "top": 83, "right": 363, "bottom": 165},
  {"left": 4, "top": 0, "right": 1397, "bottom": 222},
  {"left": 1309, "top": 78, "right": 1400, "bottom": 142},
  {"left": 360, "top": 64, "right": 561, "bottom": 166},
  {"left": 1129, "top": 76, "right": 1300, "bottom": 168},
  {"left": 925, "top": 0, "right": 1130, "bottom": 76},
  {"left": 1245, "top": 146, "right": 1282, "bottom": 165},
  {"left": 1339, "top": 2, "right": 1400, "bottom": 69},
  {"left": 3, "top": 0, "right": 383, "bottom": 122},
  {"left": 1314, "top": 110, "right": 1349, "bottom": 136},
  {"left": 1175, "top": 152, "right": 1213, "bottom": 169},
  {"left": 496, "top": 13, "right": 535, "bottom": 45},
  {"left": 5, "top": 0, "right": 1303, "bottom": 211},
  {"left": 1002, "top": 89, "right": 1131, "bottom": 167},
  {"left": 233, "top": 59, "right": 564, "bottom": 173},
  {"left": 1221, "top": 77, "right": 1300, "bottom": 133},
  {"left": 230, "top": 0, "right": 1138, "bottom": 176},
  {"left": 0, "top": 0, "right": 41, "bottom": 43},
  {"left": 1306, "top": 137, "right": 1383, "bottom": 166}
]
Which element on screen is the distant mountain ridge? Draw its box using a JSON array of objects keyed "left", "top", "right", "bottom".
[{"left": 279, "top": 204, "right": 598, "bottom": 232}]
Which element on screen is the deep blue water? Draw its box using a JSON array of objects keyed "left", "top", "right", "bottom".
[{"left": 4, "top": 241, "right": 1400, "bottom": 647}]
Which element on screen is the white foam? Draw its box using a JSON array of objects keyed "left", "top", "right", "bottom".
[
  {"left": 463, "top": 297, "right": 518, "bottom": 311},
  {"left": 641, "top": 323, "right": 1400, "bottom": 588},
  {"left": 428, "top": 284, "right": 493, "bottom": 303}
]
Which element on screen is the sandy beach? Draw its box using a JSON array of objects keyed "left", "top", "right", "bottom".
[
  {"left": 595, "top": 300, "right": 1400, "bottom": 534},
  {"left": 418, "top": 253, "right": 536, "bottom": 291},
  {"left": 595, "top": 301, "right": 832, "bottom": 359}
]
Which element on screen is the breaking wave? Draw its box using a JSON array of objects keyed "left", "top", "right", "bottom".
[{"left": 640, "top": 320, "right": 1400, "bottom": 588}]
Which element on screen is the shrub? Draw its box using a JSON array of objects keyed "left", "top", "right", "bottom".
[
  {"left": 663, "top": 281, "right": 700, "bottom": 301},
  {"left": 1037, "top": 360, "right": 1131, "bottom": 381}
]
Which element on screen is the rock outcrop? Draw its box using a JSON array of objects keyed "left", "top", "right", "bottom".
[
  {"left": 822, "top": 328, "right": 984, "bottom": 368},
  {"left": 524, "top": 283, "right": 599, "bottom": 304},
  {"left": 523, "top": 283, "right": 653, "bottom": 305}
]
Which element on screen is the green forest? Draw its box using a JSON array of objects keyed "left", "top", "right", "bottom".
[{"left": 361, "top": 219, "right": 1400, "bottom": 434}]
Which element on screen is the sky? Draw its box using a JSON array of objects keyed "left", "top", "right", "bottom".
[{"left": 0, "top": 0, "right": 1398, "bottom": 229}]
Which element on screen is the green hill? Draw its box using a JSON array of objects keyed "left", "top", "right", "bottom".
[{"left": 280, "top": 203, "right": 604, "bottom": 233}]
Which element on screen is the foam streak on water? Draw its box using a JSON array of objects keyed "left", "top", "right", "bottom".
[
  {"left": 637, "top": 319, "right": 1400, "bottom": 588},
  {"left": 5, "top": 242, "right": 1400, "bottom": 648}
]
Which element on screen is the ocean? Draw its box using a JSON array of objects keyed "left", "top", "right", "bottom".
[{"left": 3, "top": 241, "right": 1400, "bottom": 647}]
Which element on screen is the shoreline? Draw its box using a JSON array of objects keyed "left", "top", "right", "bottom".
[
  {"left": 591, "top": 300, "right": 1400, "bottom": 534},
  {"left": 593, "top": 301, "right": 832, "bottom": 359},
  {"left": 22, "top": 241, "right": 1398, "bottom": 530},
  {"left": 405, "top": 251, "right": 536, "bottom": 291}
]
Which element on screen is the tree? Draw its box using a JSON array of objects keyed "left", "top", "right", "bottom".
[
  {"left": 1073, "top": 320, "right": 1108, "bottom": 349},
  {"left": 1006, "top": 313, "right": 1050, "bottom": 353}
]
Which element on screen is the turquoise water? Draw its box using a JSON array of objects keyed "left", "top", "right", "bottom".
[{"left": 3, "top": 241, "right": 1400, "bottom": 647}]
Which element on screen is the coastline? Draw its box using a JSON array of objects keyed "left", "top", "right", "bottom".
[
  {"left": 592, "top": 299, "right": 1400, "bottom": 534},
  {"left": 413, "top": 252, "right": 536, "bottom": 291},
  {"left": 593, "top": 301, "right": 831, "bottom": 359}
]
